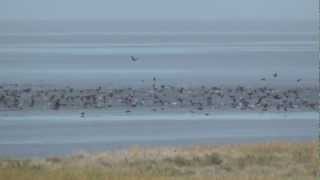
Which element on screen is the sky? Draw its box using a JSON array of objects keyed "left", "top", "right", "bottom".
[{"left": 0, "top": 0, "right": 317, "bottom": 21}]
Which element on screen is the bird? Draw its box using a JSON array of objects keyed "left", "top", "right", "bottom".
[
  {"left": 297, "top": 79, "right": 302, "bottom": 83},
  {"left": 80, "top": 112, "right": 85, "bottom": 118},
  {"left": 260, "top": 78, "right": 266, "bottom": 81},
  {"left": 130, "top": 56, "right": 139, "bottom": 62},
  {"left": 53, "top": 99, "right": 60, "bottom": 110},
  {"left": 273, "top": 72, "right": 278, "bottom": 78},
  {"left": 255, "top": 96, "right": 266, "bottom": 105}
]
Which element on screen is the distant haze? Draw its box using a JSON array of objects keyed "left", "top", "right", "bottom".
[{"left": 0, "top": 0, "right": 317, "bottom": 20}]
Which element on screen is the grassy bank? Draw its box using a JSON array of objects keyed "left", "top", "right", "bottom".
[{"left": 0, "top": 142, "right": 318, "bottom": 180}]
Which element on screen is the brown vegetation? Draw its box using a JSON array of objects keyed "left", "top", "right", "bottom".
[{"left": 0, "top": 142, "right": 318, "bottom": 180}]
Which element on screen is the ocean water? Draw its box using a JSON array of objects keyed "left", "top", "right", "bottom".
[{"left": 0, "top": 20, "right": 317, "bottom": 87}]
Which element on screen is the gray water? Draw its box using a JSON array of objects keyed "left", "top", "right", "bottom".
[
  {"left": 0, "top": 20, "right": 317, "bottom": 87},
  {"left": 0, "top": 111, "right": 317, "bottom": 157},
  {"left": 0, "top": 20, "right": 317, "bottom": 157}
]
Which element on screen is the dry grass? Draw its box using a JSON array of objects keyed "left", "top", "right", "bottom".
[{"left": 0, "top": 141, "right": 318, "bottom": 180}]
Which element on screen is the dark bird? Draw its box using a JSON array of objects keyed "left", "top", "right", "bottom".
[
  {"left": 130, "top": 56, "right": 139, "bottom": 62},
  {"left": 273, "top": 72, "right": 278, "bottom": 78},
  {"left": 178, "top": 87, "right": 184, "bottom": 94},
  {"left": 273, "top": 94, "right": 281, "bottom": 100},
  {"left": 297, "top": 79, "right": 302, "bottom": 83},
  {"left": 255, "top": 96, "right": 266, "bottom": 105},
  {"left": 53, "top": 99, "right": 60, "bottom": 110}
]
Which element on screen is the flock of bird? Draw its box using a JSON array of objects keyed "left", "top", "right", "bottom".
[
  {"left": 0, "top": 56, "right": 316, "bottom": 117},
  {"left": 0, "top": 82, "right": 317, "bottom": 116},
  {"left": 260, "top": 72, "right": 302, "bottom": 83}
]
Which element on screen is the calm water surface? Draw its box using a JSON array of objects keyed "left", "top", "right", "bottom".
[
  {"left": 0, "top": 21, "right": 317, "bottom": 87},
  {"left": 0, "top": 111, "right": 317, "bottom": 157},
  {"left": 0, "top": 21, "right": 317, "bottom": 157}
]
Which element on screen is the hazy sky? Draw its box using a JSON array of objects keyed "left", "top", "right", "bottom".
[{"left": 0, "top": 0, "right": 317, "bottom": 20}]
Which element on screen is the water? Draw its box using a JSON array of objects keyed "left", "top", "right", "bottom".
[
  {"left": 0, "top": 20, "right": 317, "bottom": 87},
  {"left": 0, "top": 20, "right": 317, "bottom": 157},
  {"left": 0, "top": 111, "right": 317, "bottom": 157}
]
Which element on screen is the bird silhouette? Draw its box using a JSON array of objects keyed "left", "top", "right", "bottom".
[
  {"left": 273, "top": 73, "right": 278, "bottom": 78},
  {"left": 130, "top": 56, "right": 139, "bottom": 62}
]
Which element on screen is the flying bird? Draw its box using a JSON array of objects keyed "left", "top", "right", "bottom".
[
  {"left": 130, "top": 56, "right": 139, "bottom": 62},
  {"left": 273, "top": 72, "right": 278, "bottom": 78}
]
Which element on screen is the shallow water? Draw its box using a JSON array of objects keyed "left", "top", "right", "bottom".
[
  {"left": 0, "top": 21, "right": 317, "bottom": 88},
  {"left": 0, "top": 111, "right": 317, "bottom": 157},
  {"left": 0, "top": 21, "right": 317, "bottom": 157}
]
